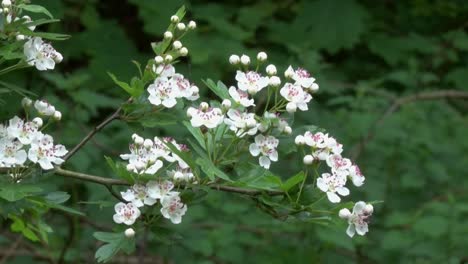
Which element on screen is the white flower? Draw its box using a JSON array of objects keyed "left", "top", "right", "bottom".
[
  {"left": 269, "top": 76, "right": 281, "bottom": 87},
  {"left": 0, "top": 138, "right": 27, "bottom": 167},
  {"left": 170, "top": 74, "right": 192, "bottom": 98},
  {"left": 173, "top": 40, "right": 182, "bottom": 49},
  {"left": 121, "top": 184, "right": 157, "bottom": 207},
  {"left": 224, "top": 109, "right": 258, "bottom": 138},
  {"left": 280, "top": 83, "right": 312, "bottom": 111},
  {"left": 153, "top": 64, "right": 175, "bottom": 78},
  {"left": 124, "top": 228, "right": 135, "bottom": 238},
  {"left": 266, "top": 64, "right": 277, "bottom": 75},
  {"left": 236, "top": 71, "right": 269, "bottom": 95},
  {"left": 28, "top": 133, "right": 68, "bottom": 170},
  {"left": 2, "top": 0, "right": 11, "bottom": 7},
  {"left": 21, "top": 97, "right": 32, "bottom": 107},
  {"left": 7, "top": 116, "right": 39, "bottom": 144},
  {"left": 229, "top": 55, "right": 240, "bottom": 65},
  {"left": 284, "top": 66, "right": 294, "bottom": 78},
  {"left": 170, "top": 15, "right": 179, "bottom": 23},
  {"left": 147, "top": 77, "right": 179, "bottom": 108},
  {"left": 177, "top": 22, "right": 186, "bottom": 31},
  {"left": 326, "top": 154, "right": 352, "bottom": 177},
  {"left": 348, "top": 165, "right": 365, "bottom": 187},
  {"left": 147, "top": 180, "right": 175, "bottom": 200},
  {"left": 257, "top": 51, "right": 267, "bottom": 62},
  {"left": 240, "top": 54, "right": 250, "bottom": 65},
  {"left": 113, "top": 202, "right": 141, "bottom": 225},
  {"left": 291, "top": 67, "right": 318, "bottom": 91},
  {"left": 155, "top": 56, "right": 164, "bottom": 64},
  {"left": 188, "top": 20, "right": 197, "bottom": 29},
  {"left": 316, "top": 172, "right": 349, "bottom": 203},
  {"left": 160, "top": 192, "right": 187, "bottom": 224},
  {"left": 187, "top": 103, "right": 224, "bottom": 129},
  {"left": 228, "top": 86, "right": 255, "bottom": 107},
  {"left": 34, "top": 100, "right": 55, "bottom": 116},
  {"left": 179, "top": 47, "right": 188, "bottom": 56},
  {"left": 303, "top": 154, "right": 314, "bottom": 165},
  {"left": 303, "top": 132, "right": 327, "bottom": 148},
  {"left": 120, "top": 139, "right": 164, "bottom": 175},
  {"left": 339, "top": 201, "right": 373, "bottom": 237},
  {"left": 24, "top": 37, "right": 62, "bottom": 71},
  {"left": 164, "top": 31, "right": 173, "bottom": 39},
  {"left": 249, "top": 135, "right": 279, "bottom": 169}
]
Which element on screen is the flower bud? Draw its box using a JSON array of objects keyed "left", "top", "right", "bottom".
[
  {"left": 339, "top": 208, "right": 351, "bottom": 219},
  {"left": 200, "top": 102, "right": 209, "bottom": 111},
  {"left": 295, "top": 135, "right": 305, "bottom": 145},
  {"left": 144, "top": 139, "right": 153, "bottom": 149},
  {"left": 22, "top": 97, "right": 32, "bottom": 107},
  {"left": 16, "top": 34, "right": 25, "bottom": 41},
  {"left": 179, "top": 47, "right": 188, "bottom": 56},
  {"left": 126, "top": 163, "right": 135, "bottom": 172},
  {"left": 53, "top": 111, "right": 62, "bottom": 121},
  {"left": 177, "top": 23, "right": 186, "bottom": 31},
  {"left": 135, "top": 162, "right": 145, "bottom": 171},
  {"left": 32, "top": 117, "right": 43, "bottom": 127},
  {"left": 164, "top": 55, "right": 173, "bottom": 63},
  {"left": 163, "top": 31, "right": 173, "bottom": 39},
  {"left": 155, "top": 56, "right": 164, "bottom": 64},
  {"left": 188, "top": 20, "right": 197, "bottom": 29},
  {"left": 310, "top": 83, "right": 319, "bottom": 93},
  {"left": 303, "top": 154, "right": 314, "bottom": 165},
  {"left": 170, "top": 15, "right": 179, "bottom": 23},
  {"left": 3, "top": 7, "right": 8, "bottom": 14},
  {"left": 266, "top": 64, "right": 277, "bottom": 75},
  {"left": 285, "top": 66, "right": 294, "bottom": 78},
  {"left": 247, "top": 86, "right": 257, "bottom": 95},
  {"left": 286, "top": 102, "right": 297, "bottom": 113},
  {"left": 1, "top": 0, "right": 11, "bottom": 7},
  {"left": 284, "top": 126, "right": 292, "bottom": 135},
  {"left": 269, "top": 76, "right": 281, "bottom": 86},
  {"left": 229, "top": 54, "right": 240, "bottom": 65},
  {"left": 125, "top": 228, "right": 135, "bottom": 238},
  {"left": 240, "top": 54, "right": 250, "bottom": 65},
  {"left": 53, "top": 52, "right": 63, "bottom": 63},
  {"left": 221, "top": 99, "right": 231, "bottom": 109},
  {"left": 173, "top": 40, "right": 182, "bottom": 49},
  {"left": 257, "top": 51, "right": 267, "bottom": 62},
  {"left": 134, "top": 136, "right": 144, "bottom": 145},
  {"left": 191, "top": 85, "right": 199, "bottom": 94}
]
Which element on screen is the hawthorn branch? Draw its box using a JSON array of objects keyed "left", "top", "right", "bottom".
[{"left": 351, "top": 89, "right": 468, "bottom": 160}]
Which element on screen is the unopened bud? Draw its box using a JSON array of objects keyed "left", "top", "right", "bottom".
[
  {"left": 164, "top": 54, "right": 173, "bottom": 63},
  {"left": 32, "top": 117, "right": 43, "bottom": 127},
  {"left": 164, "top": 31, "right": 173, "bottom": 39},
  {"left": 295, "top": 135, "right": 305, "bottom": 145},
  {"left": 240, "top": 54, "right": 250, "bottom": 65},
  {"left": 221, "top": 99, "right": 231, "bottom": 109},
  {"left": 257, "top": 51, "right": 267, "bottom": 62},
  {"left": 303, "top": 154, "right": 314, "bottom": 165},
  {"left": 22, "top": 97, "right": 32, "bottom": 107},
  {"left": 170, "top": 15, "right": 179, "bottom": 23},
  {"left": 125, "top": 228, "right": 135, "bottom": 238},
  {"left": 286, "top": 102, "right": 297, "bottom": 113},
  {"left": 179, "top": 47, "right": 188, "bottom": 56},
  {"left": 53, "top": 111, "right": 62, "bottom": 121},
  {"left": 155, "top": 56, "right": 164, "bottom": 64},
  {"left": 266, "top": 64, "right": 277, "bottom": 76},
  {"left": 188, "top": 20, "right": 196, "bottom": 29},
  {"left": 229, "top": 55, "right": 240, "bottom": 65},
  {"left": 177, "top": 23, "right": 186, "bottom": 31}
]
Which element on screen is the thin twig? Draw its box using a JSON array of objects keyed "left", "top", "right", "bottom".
[
  {"left": 0, "top": 236, "right": 23, "bottom": 264},
  {"left": 351, "top": 90, "right": 468, "bottom": 160}
]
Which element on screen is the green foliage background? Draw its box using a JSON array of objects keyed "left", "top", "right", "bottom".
[{"left": 1, "top": 0, "right": 468, "bottom": 263}]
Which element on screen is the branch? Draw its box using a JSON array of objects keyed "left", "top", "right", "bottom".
[
  {"left": 63, "top": 99, "right": 131, "bottom": 161},
  {"left": 351, "top": 90, "right": 468, "bottom": 160}
]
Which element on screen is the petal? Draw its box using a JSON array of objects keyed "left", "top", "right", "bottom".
[
  {"left": 346, "top": 224, "right": 356, "bottom": 238},
  {"left": 269, "top": 150, "right": 278, "bottom": 162},
  {"left": 327, "top": 192, "right": 341, "bottom": 203},
  {"left": 336, "top": 187, "right": 350, "bottom": 196},
  {"left": 113, "top": 214, "right": 124, "bottom": 224},
  {"left": 355, "top": 223, "right": 369, "bottom": 236},
  {"left": 353, "top": 201, "right": 366, "bottom": 214},
  {"left": 316, "top": 178, "right": 328, "bottom": 192},
  {"left": 249, "top": 144, "right": 260, "bottom": 156},
  {"left": 259, "top": 156, "right": 271, "bottom": 169}
]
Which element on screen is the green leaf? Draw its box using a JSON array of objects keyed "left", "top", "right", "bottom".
[
  {"left": 183, "top": 121, "right": 206, "bottom": 150},
  {"left": 0, "top": 185, "right": 43, "bottom": 202},
  {"left": 108, "top": 72, "right": 142, "bottom": 97},
  {"left": 196, "top": 157, "right": 232, "bottom": 182},
  {"left": 281, "top": 172, "right": 305, "bottom": 192},
  {"left": 45, "top": 191, "right": 70, "bottom": 204},
  {"left": 94, "top": 232, "right": 136, "bottom": 263},
  {"left": 105, "top": 156, "right": 135, "bottom": 184},
  {"left": 17, "top": 4, "right": 54, "bottom": 19},
  {"left": 203, "top": 79, "right": 230, "bottom": 99}
]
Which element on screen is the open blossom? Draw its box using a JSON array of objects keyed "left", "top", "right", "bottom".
[
  {"left": 326, "top": 154, "right": 352, "bottom": 177},
  {"left": 224, "top": 109, "right": 258, "bottom": 137},
  {"left": 34, "top": 100, "right": 56, "bottom": 116},
  {"left": 280, "top": 83, "right": 312, "bottom": 111},
  {"left": 339, "top": 201, "right": 373, "bottom": 237},
  {"left": 24, "top": 37, "right": 62, "bottom": 71},
  {"left": 235, "top": 71, "right": 269, "bottom": 94},
  {"left": 348, "top": 164, "right": 365, "bottom": 187},
  {"left": 286, "top": 66, "right": 319, "bottom": 92},
  {"left": 148, "top": 76, "right": 179, "bottom": 108},
  {"left": 121, "top": 184, "right": 157, "bottom": 207},
  {"left": 160, "top": 192, "right": 187, "bottom": 224},
  {"left": 28, "top": 133, "right": 68, "bottom": 170},
  {"left": 317, "top": 172, "right": 349, "bottom": 203},
  {"left": 120, "top": 135, "right": 164, "bottom": 174},
  {"left": 0, "top": 138, "right": 27, "bottom": 167},
  {"left": 113, "top": 202, "right": 141, "bottom": 225},
  {"left": 187, "top": 103, "right": 224, "bottom": 129},
  {"left": 228, "top": 86, "right": 255, "bottom": 107},
  {"left": 146, "top": 180, "right": 175, "bottom": 200},
  {"left": 298, "top": 131, "right": 343, "bottom": 161},
  {"left": 249, "top": 135, "right": 279, "bottom": 169},
  {"left": 7, "top": 116, "right": 40, "bottom": 145}
]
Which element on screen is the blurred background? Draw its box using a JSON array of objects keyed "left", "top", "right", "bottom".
[{"left": 1, "top": 0, "right": 468, "bottom": 263}]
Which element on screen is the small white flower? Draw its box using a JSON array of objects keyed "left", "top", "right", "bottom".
[
  {"left": 303, "top": 132, "right": 327, "bottom": 148},
  {"left": 224, "top": 109, "right": 258, "bottom": 138},
  {"left": 121, "top": 184, "right": 157, "bottom": 207},
  {"left": 168, "top": 166, "right": 194, "bottom": 182},
  {"left": 153, "top": 64, "right": 175, "bottom": 78},
  {"left": 269, "top": 76, "right": 281, "bottom": 87},
  {"left": 24, "top": 37, "right": 62, "bottom": 71},
  {"left": 284, "top": 66, "right": 294, "bottom": 78},
  {"left": 187, "top": 103, "right": 224, "bottom": 129},
  {"left": 170, "top": 15, "right": 179, "bottom": 23},
  {"left": 316, "top": 172, "right": 349, "bottom": 203},
  {"left": 7, "top": 116, "right": 40, "bottom": 145},
  {"left": 291, "top": 67, "right": 318, "bottom": 91},
  {"left": 177, "top": 22, "right": 186, "bottom": 31},
  {"left": 235, "top": 71, "right": 269, "bottom": 95},
  {"left": 124, "top": 228, "right": 135, "bottom": 238},
  {"left": 0, "top": 138, "right": 27, "bottom": 167},
  {"left": 280, "top": 83, "right": 312, "bottom": 111},
  {"left": 120, "top": 140, "right": 164, "bottom": 175},
  {"left": 21, "top": 97, "right": 32, "bottom": 107},
  {"left": 179, "top": 47, "right": 188, "bottom": 56},
  {"left": 303, "top": 154, "right": 314, "bottom": 165},
  {"left": 160, "top": 192, "right": 187, "bottom": 224},
  {"left": 34, "top": 100, "right": 55, "bottom": 116},
  {"left": 147, "top": 180, "right": 175, "bottom": 200},
  {"left": 188, "top": 20, "right": 197, "bottom": 29},
  {"left": 228, "top": 86, "right": 255, "bottom": 107},
  {"left": 164, "top": 54, "right": 173, "bottom": 63},
  {"left": 164, "top": 31, "right": 173, "bottom": 39},
  {"left": 249, "top": 135, "right": 279, "bottom": 169},
  {"left": 2, "top": 0, "right": 11, "bottom": 8},
  {"left": 28, "top": 133, "right": 68, "bottom": 170},
  {"left": 257, "top": 51, "right": 267, "bottom": 62},
  {"left": 266, "top": 64, "right": 277, "bottom": 75},
  {"left": 113, "top": 202, "right": 141, "bottom": 225},
  {"left": 53, "top": 111, "right": 62, "bottom": 121},
  {"left": 148, "top": 77, "right": 179, "bottom": 108},
  {"left": 240, "top": 54, "right": 250, "bottom": 65},
  {"left": 229, "top": 54, "right": 240, "bottom": 65},
  {"left": 173, "top": 40, "right": 182, "bottom": 49},
  {"left": 348, "top": 164, "right": 365, "bottom": 187},
  {"left": 339, "top": 201, "right": 373, "bottom": 238},
  {"left": 326, "top": 154, "right": 352, "bottom": 177},
  {"left": 155, "top": 56, "right": 164, "bottom": 64}
]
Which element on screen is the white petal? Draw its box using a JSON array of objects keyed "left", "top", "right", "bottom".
[
  {"left": 353, "top": 201, "right": 366, "bottom": 214},
  {"left": 336, "top": 187, "right": 350, "bottom": 196},
  {"left": 355, "top": 223, "right": 368, "bottom": 236},
  {"left": 259, "top": 156, "right": 270, "bottom": 169},
  {"left": 316, "top": 178, "right": 328, "bottom": 192},
  {"left": 249, "top": 144, "right": 260, "bottom": 156},
  {"left": 346, "top": 224, "right": 356, "bottom": 238},
  {"left": 327, "top": 192, "right": 341, "bottom": 203}
]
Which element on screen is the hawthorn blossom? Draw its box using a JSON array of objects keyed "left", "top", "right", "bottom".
[
  {"left": 303, "top": 132, "right": 327, "bottom": 148},
  {"left": 121, "top": 184, "right": 157, "bottom": 207},
  {"left": 348, "top": 164, "right": 365, "bottom": 187},
  {"left": 286, "top": 66, "right": 319, "bottom": 92},
  {"left": 316, "top": 172, "right": 349, "bottom": 203},
  {"left": 249, "top": 135, "right": 279, "bottom": 169},
  {"left": 339, "top": 201, "right": 373, "bottom": 237},
  {"left": 228, "top": 86, "right": 255, "bottom": 107},
  {"left": 0, "top": 138, "right": 27, "bottom": 167},
  {"left": 24, "top": 37, "right": 62, "bottom": 71},
  {"left": 235, "top": 71, "right": 269, "bottom": 95},
  {"left": 113, "top": 202, "right": 141, "bottom": 225},
  {"left": 170, "top": 74, "right": 192, "bottom": 98},
  {"left": 153, "top": 64, "right": 175, "bottom": 78},
  {"left": 147, "top": 77, "right": 179, "bottom": 108},
  {"left": 160, "top": 192, "right": 187, "bottom": 224},
  {"left": 326, "top": 154, "right": 352, "bottom": 177},
  {"left": 34, "top": 100, "right": 56, "bottom": 116},
  {"left": 224, "top": 109, "right": 257, "bottom": 137},
  {"left": 7, "top": 116, "right": 40, "bottom": 145},
  {"left": 280, "top": 83, "right": 312, "bottom": 111},
  {"left": 146, "top": 180, "right": 175, "bottom": 200},
  {"left": 28, "top": 133, "right": 68, "bottom": 170},
  {"left": 187, "top": 102, "right": 224, "bottom": 129}
]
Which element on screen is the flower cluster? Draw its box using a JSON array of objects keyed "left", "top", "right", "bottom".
[
  {"left": 24, "top": 37, "right": 63, "bottom": 71},
  {"left": 296, "top": 131, "right": 365, "bottom": 203},
  {"left": 114, "top": 180, "right": 187, "bottom": 225},
  {"left": 0, "top": 98, "right": 67, "bottom": 170}
]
